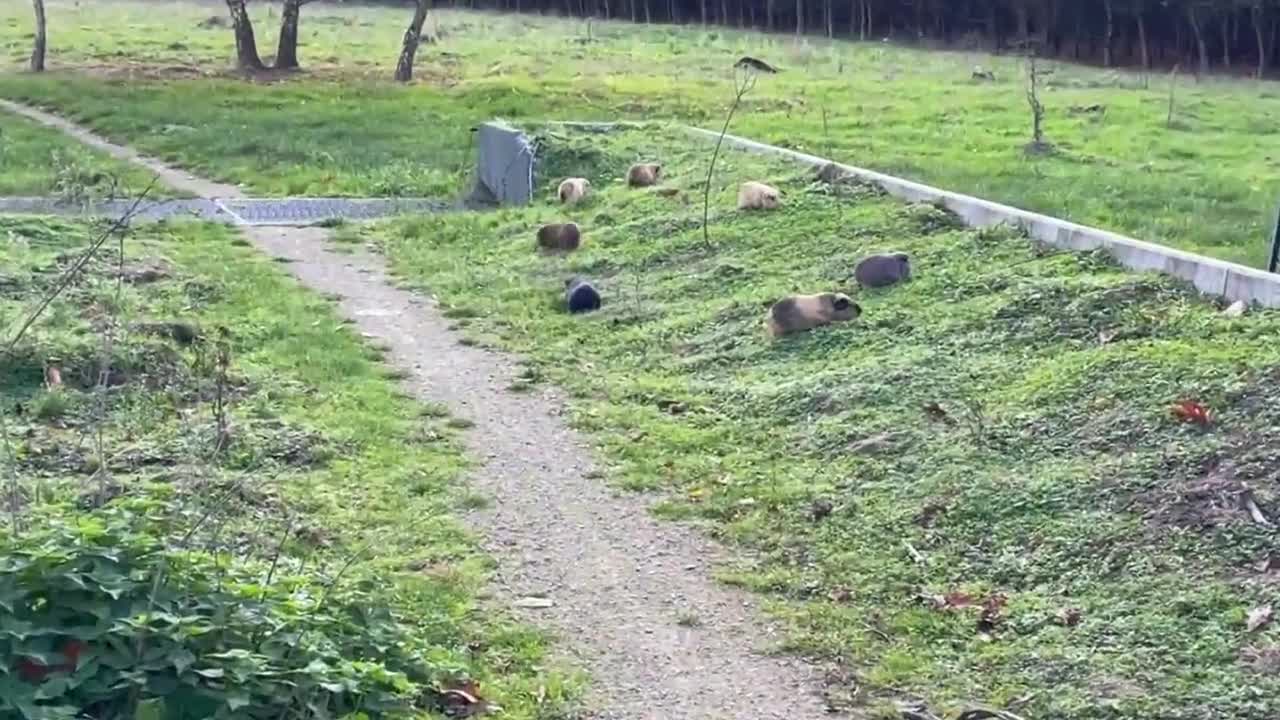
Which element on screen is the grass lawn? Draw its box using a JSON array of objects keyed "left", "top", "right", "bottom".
[
  {"left": 0, "top": 215, "right": 580, "bottom": 717},
  {"left": 1, "top": 1, "right": 1278, "bottom": 266},
  {"left": 0, "top": 107, "right": 178, "bottom": 198},
  {"left": 354, "top": 123, "right": 1280, "bottom": 719}
]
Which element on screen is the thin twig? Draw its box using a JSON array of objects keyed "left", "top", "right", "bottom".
[
  {"left": 1242, "top": 483, "right": 1273, "bottom": 526},
  {"left": 262, "top": 514, "right": 295, "bottom": 597},
  {"left": 903, "top": 540, "right": 926, "bottom": 565},
  {"left": 702, "top": 65, "right": 758, "bottom": 248}
]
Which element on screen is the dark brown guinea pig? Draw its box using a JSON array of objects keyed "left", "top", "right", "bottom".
[{"left": 536, "top": 222, "right": 581, "bottom": 252}]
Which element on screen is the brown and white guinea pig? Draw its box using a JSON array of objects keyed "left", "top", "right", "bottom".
[
  {"left": 765, "top": 293, "right": 861, "bottom": 338},
  {"left": 854, "top": 252, "right": 911, "bottom": 289},
  {"left": 557, "top": 177, "right": 591, "bottom": 204},
  {"left": 626, "top": 163, "right": 662, "bottom": 187},
  {"left": 536, "top": 222, "right": 581, "bottom": 252},
  {"left": 737, "top": 181, "right": 781, "bottom": 210}
]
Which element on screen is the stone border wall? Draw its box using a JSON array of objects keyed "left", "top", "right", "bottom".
[{"left": 478, "top": 119, "right": 1280, "bottom": 309}]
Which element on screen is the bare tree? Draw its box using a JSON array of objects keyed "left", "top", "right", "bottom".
[
  {"left": 394, "top": 0, "right": 432, "bottom": 83},
  {"left": 225, "top": 0, "right": 265, "bottom": 71},
  {"left": 30, "top": 0, "right": 46, "bottom": 72},
  {"left": 1252, "top": 0, "right": 1269, "bottom": 77},
  {"left": 1186, "top": 2, "right": 1210, "bottom": 76},
  {"left": 276, "top": 0, "right": 315, "bottom": 70}
]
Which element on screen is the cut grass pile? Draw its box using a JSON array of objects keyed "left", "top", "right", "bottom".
[
  {"left": 359, "top": 123, "right": 1280, "bottom": 719},
  {"left": 0, "top": 108, "right": 175, "bottom": 198},
  {"left": 2, "top": 1, "right": 1278, "bottom": 265},
  {"left": 0, "top": 216, "right": 579, "bottom": 717}
]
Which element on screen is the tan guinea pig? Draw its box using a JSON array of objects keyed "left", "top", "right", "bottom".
[
  {"left": 627, "top": 163, "right": 662, "bottom": 187},
  {"left": 737, "top": 181, "right": 781, "bottom": 210},
  {"left": 765, "top": 293, "right": 861, "bottom": 338},
  {"left": 536, "top": 222, "right": 581, "bottom": 252},
  {"left": 558, "top": 177, "right": 591, "bottom": 204}
]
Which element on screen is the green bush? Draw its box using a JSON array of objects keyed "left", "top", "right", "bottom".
[{"left": 0, "top": 504, "right": 446, "bottom": 720}]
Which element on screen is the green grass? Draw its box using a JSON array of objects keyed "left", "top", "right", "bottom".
[
  {"left": 1, "top": 1, "right": 1278, "bottom": 265},
  {"left": 356, "top": 123, "right": 1280, "bottom": 719},
  {"left": 0, "top": 107, "right": 176, "bottom": 197},
  {"left": 0, "top": 215, "right": 580, "bottom": 717}
]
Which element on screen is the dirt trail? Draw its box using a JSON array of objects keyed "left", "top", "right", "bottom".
[{"left": 1, "top": 100, "right": 844, "bottom": 720}]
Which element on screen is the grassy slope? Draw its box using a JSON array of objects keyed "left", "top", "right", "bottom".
[
  {"left": 0, "top": 216, "right": 579, "bottom": 717},
  {"left": 358, "top": 124, "right": 1280, "bottom": 719},
  {"left": 0, "top": 108, "right": 177, "bottom": 197},
  {"left": 1, "top": 1, "right": 1278, "bottom": 265}
]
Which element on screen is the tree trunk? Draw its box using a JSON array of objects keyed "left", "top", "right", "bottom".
[
  {"left": 225, "top": 0, "right": 265, "bottom": 70},
  {"left": 1187, "top": 5, "right": 1208, "bottom": 76},
  {"left": 275, "top": 0, "right": 303, "bottom": 70},
  {"left": 699, "top": 0, "right": 706, "bottom": 25},
  {"left": 643, "top": 0, "right": 650, "bottom": 23},
  {"left": 394, "top": 0, "right": 431, "bottom": 82},
  {"left": 795, "top": 0, "right": 803, "bottom": 35},
  {"left": 1137, "top": 12, "right": 1149, "bottom": 71},
  {"left": 1221, "top": 11, "right": 1231, "bottom": 68},
  {"left": 30, "top": 0, "right": 46, "bottom": 72},
  {"left": 1102, "top": 0, "right": 1113, "bottom": 66},
  {"left": 767, "top": 0, "right": 774, "bottom": 31},
  {"left": 1254, "top": 4, "right": 1267, "bottom": 78}
]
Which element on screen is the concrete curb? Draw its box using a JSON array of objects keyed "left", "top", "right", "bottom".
[{"left": 478, "top": 119, "right": 1280, "bottom": 308}]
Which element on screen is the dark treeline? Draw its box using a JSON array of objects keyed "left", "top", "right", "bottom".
[{"left": 416, "top": 0, "right": 1280, "bottom": 78}]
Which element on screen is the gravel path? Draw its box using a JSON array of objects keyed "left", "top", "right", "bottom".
[{"left": 1, "top": 100, "right": 846, "bottom": 720}]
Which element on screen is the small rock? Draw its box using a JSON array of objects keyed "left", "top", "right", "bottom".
[
  {"left": 1224, "top": 300, "right": 1247, "bottom": 317},
  {"left": 514, "top": 596, "right": 554, "bottom": 609}
]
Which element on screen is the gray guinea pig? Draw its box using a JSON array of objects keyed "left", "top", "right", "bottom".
[{"left": 854, "top": 252, "right": 911, "bottom": 288}]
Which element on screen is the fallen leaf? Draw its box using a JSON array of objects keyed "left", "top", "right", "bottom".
[
  {"left": 440, "top": 678, "right": 489, "bottom": 718},
  {"left": 945, "top": 592, "right": 977, "bottom": 608},
  {"left": 1170, "top": 400, "right": 1212, "bottom": 426},
  {"left": 1098, "top": 329, "right": 1117, "bottom": 345},
  {"left": 922, "top": 401, "right": 951, "bottom": 422},
  {"left": 1247, "top": 605, "right": 1273, "bottom": 633},
  {"left": 977, "top": 593, "right": 1009, "bottom": 632},
  {"left": 514, "top": 596, "right": 554, "bottom": 609},
  {"left": 828, "top": 587, "right": 854, "bottom": 603}
]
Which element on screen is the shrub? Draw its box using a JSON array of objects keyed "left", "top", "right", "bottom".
[{"left": 0, "top": 504, "right": 445, "bottom": 720}]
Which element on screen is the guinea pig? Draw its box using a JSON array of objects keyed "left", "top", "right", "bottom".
[
  {"left": 627, "top": 163, "right": 662, "bottom": 187},
  {"left": 765, "top": 293, "right": 861, "bottom": 338},
  {"left": 536, "top": 222, "right": 581, "bottom": 253},
  {"left": 558, "top": 177, "right": 591, "bottom": 204},
  {"left": 854, "top": 252, "right": 911, "bottom": 288},
  {"left": 565, "top": 276, "right": 602, "bottom": 313},
  {"left": 737, "top": 181, "right": 781, "bottom": 210}
]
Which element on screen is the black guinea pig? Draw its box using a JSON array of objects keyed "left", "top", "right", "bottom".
[{"left": 565, "top": 276, "right": 601, "bottom": 313}]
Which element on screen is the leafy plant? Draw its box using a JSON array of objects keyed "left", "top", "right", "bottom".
[{"left": 0, "top": 504, "right": 451, "bottom": 720}]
